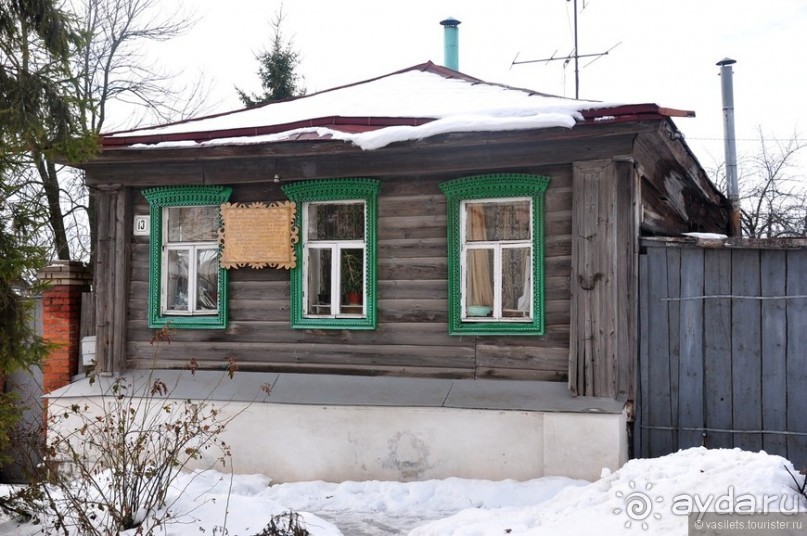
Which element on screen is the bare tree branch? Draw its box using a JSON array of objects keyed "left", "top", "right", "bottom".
[{"left": 708, "top": 127, "right": 806, "bottom": 238}]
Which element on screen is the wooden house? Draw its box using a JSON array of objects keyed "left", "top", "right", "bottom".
[{"left": 61, "top": 62, "right": 731, "bottom": 482}]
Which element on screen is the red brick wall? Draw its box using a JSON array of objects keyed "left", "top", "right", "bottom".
[
  {"left": 39, "top": 262, "right": 92, "bottom": 394},
  {"left": 41, "top": 287, "right": 85, "bottom": 393}
]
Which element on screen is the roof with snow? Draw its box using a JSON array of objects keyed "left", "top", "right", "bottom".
[{"left": 101, "top": 62, "right": 694, "bottom": 152}]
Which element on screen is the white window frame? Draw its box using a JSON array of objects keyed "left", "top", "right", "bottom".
[
  {"left": 301, "top": 200, "right": 367, "bottom": 319},
  {"left": 459, "top": 197, "right": 534, "bottom": 323},
  {"left": 160, "top": 206, "right": 219, "bottom": 317}
]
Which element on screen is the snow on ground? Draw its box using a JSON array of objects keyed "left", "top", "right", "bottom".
[{"left": 0, "top": 448, "right": 804, "bottom": 536}]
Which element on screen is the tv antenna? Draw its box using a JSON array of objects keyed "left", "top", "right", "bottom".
[{"left": 511, "top": 0, "right": 620, "bottom": 99}]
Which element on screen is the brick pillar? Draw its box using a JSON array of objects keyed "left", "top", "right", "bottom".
[{"left": 39, "top": 261, "right": 92, "bottom": 394}]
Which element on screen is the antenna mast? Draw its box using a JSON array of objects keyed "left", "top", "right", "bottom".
[{"left": 512, "top": 0, "right": 617, "bottom": 99}]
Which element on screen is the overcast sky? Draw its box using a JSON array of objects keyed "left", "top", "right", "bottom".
[{"left": 144, "top": 0, "right": 807, "bottom": 177}]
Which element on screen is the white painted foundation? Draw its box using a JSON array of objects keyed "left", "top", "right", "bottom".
[{"left": 47, "top": 371, "right": 628, "bottom": 483}]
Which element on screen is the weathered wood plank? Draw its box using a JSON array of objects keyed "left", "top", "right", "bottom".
[
  {"left": 378, "top": 258, "right": 447, "bottom": 281},
  {"left": 112, "top": 187, "right": 133, "bottom": 372},
  {"left": 638, "top": 253, "right": 650, "bottom": 457},
  {"left": 128, "top": 320, "right": 474, "bottom": 347},
  {"left": 703, "top": 249, "right": 733, "bottom": 449},
  {"left": 677, "top": 247, "right": 704, "bottom": 449},
  {"left": 595, "top": 159, "right": 617, "bottom": 397},
  {"left": 127, "top": 341, "right": 476, "bottom": 369},
  {"left": 80, "top": 292, "right": 96, "bottom": 339},
  {"left": 760, "top": 250, "right": 788, "bottom": 457},
  {"left": 377, "top": 238, "right": 447, "bottom": 259},
  {"left": 646, "top": 246, "right": 673, "bottom": 457},
  {"left": 378, "top": 215, "right": 446, "bottom": 240},
  {"left": 475, "top": 345, "right": 568, "bottom": 373},
  {"left": 731, "top": 249, "right": 762, "bottom": 451},
  {"left": 480, "top": 325, "right": 570, "bottom": 348},
  {"left": 665, "top": 246, "right": 681, "bottom": 450},
  {"left": 94, "top": 188, "right": 114, "bottom": 372},
  {"left": 545, "top": 210, "right": 574, "bottom": 237},
  {"left": 378, "top": 299, "right": 448, "bottom": 323},
  {"left": 474, "top": 368, "right": 567, "bottom": 382},
  {"left": 570, "top": 161, "right": 600, "bottom": 395},
  {"left": 614, "top": 159, "right": 638, "bottom": 401},
  {"left": 129, "top": 358, "right": 477, "bottom": 379},
  {"left": 379, "top": 194, "right": 445, "bottom": 217},
  {"left": 786, "top": 249, "right": 807, "bottom": 465}
]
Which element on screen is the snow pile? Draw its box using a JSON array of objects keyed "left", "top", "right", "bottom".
[
  {"left": 682, "top": 232, "right": 729, "bottom": 240},
  {"left": 134, "top": 111, "right": 578, "bottom": 152},
  {"left": 152, "top": 471, "right": 582, "bottom": 536},
  {"left": 411, "top": 447, "right": 805, "bottom": 535},
  {"left": 0, "top": 448, "right": 803, "bottom": 536},
  {"left": 114, "top": 66, "right": 619, "bottom": 151}
]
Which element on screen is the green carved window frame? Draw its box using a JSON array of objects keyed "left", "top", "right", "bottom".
[
  {"left": 440, "top": 174, "right": 550, "bottom": 336},
  {"left": 282, "top": 178, "right": 380, "bottom": 330},
  {"left": 142, "top": 186, "right": 232, "bottom": 329}
]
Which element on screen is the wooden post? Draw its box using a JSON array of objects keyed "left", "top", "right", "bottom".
[
  {"left": 570, "top": 158, "right": 638, "bottom": 399},
  {"left": 93, "top": 184, "right": 132, "bottom": 374}
]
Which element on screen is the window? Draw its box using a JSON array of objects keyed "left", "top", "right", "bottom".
[
  {"left": 142, "top": 186, "right": 232, "bottom": 329},
  {"left": 440, "top": 174, "right": 549, "bottom": 335},
  {"left": 283, "top": 179, "right": 380, "bottom": 330}
]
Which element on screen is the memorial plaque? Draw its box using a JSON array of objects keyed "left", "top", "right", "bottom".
[{"left": 218, "top": 201, "right": 299, "bottom": 269}]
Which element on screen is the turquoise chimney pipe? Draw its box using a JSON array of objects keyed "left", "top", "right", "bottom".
[{"left": 440, "top": 17, "right": 461, "bottom": 70}]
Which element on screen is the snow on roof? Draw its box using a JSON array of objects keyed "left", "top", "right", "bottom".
[{"left": 102, "top": 62, "right": 684, "bottom": 152}]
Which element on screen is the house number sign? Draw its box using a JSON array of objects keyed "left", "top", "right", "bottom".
[
  {"left": 133, "top": 215, "right": 150, "bottom": 236},
  {"left": 218, "top": 201, "right": 299, "bottom": 269}
]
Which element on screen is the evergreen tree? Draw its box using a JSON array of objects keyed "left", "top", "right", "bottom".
[
  {"left": 0, "top": 0, "right": 96, "bottom": 261},
  {"left": 237, "top": 7, "right": 305, "bottom": 107},
  {"left": 0, "top": 0, "right": 78, "bottom": 465}
]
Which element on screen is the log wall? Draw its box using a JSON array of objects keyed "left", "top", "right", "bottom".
[{"left": 125, "top": 165, "right": 573, "bottom": 381}]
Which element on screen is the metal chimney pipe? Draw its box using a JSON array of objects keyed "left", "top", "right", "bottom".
[
  {"left": 440, "top": 17, "right": 461, "bottom": 70},
  {"left": 717, "top": 57, "right": 741, "bottom": 236}
]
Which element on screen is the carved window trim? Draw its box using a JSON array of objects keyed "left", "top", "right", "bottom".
[
  {"left": 282, "top": 179, "right": 380, "bottom": 330},
  {"left": 440, "top": 174, "right": 549, "bottom": 335},
  {"left": 143, "top": 186, "right": 232, "bottom": 329}
]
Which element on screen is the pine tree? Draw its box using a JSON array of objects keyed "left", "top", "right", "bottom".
[
  {"left": 237, "top": 7, "right": 305, "bottom": 107},
  {"left": 0, "top": 0, "right": 76, "bottom": 466},
  {"left": 0, "top": 0, "right": 96, "bottom": 261}
]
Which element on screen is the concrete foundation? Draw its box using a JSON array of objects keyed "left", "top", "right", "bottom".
[{"left": 47, "top": 371, "right": 628, "bottom": 483}]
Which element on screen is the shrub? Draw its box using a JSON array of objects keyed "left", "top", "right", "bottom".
[{"left": 11, "top": 326, "right": 260, "bottom": 535}]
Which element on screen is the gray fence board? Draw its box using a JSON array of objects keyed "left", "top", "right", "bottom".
[
  {"left": 638, "top": 243, "right": 807, "bottom": 466},
  {"left": 678, "top": 248, "right": 704, "bottom": 448},
  {"left": 645, "top": 247, "right": 673, "bottom": 455},
  {"left": 666, "top": 247, "right": 681, "bottom": 449},
  {"left": 638, "top": 253, "right": 649, "bottom": 458},
  {"left": 761, "top": 251, "right": 787, "bottom": 455},
  {"left": 703, "top": 249, "right": 733, "bottom": 449},
  {"left": 731, "top": 249, "right": 763, "bottom": 451},
  {"left": 786, "top": 249, "right": 807, "bottom": 464}
]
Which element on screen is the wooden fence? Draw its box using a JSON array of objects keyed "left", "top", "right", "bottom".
[{"left": 636, "top": 239, "right": 807, "bottom": 467}]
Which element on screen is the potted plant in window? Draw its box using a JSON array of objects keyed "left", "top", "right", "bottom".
[{"left": 341, "top": 251, "right": 364, "bottom": 305}]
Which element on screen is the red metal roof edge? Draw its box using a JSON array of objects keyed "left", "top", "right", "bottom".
[
  {"left": 102, "top": 104, "right": 693, "bottom": 148},
  {"left": 580, "top": 104, "right": 695, "bottom": 121}
]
